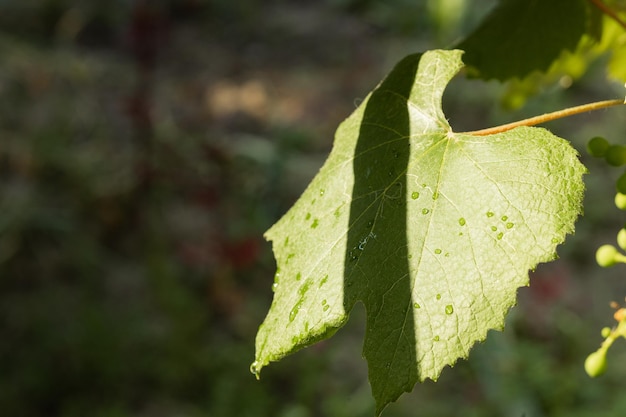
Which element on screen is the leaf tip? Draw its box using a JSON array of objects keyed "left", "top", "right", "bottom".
[{"left": 250, "top": 360, "right": 262, "bottom": 380}]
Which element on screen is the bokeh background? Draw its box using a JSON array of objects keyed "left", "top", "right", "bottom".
[{"left": 2, "top": 1, "right": 626, "bottom": 416}]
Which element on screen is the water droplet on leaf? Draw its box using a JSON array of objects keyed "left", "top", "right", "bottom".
[
  {"left": 298, "top": 279, "right": 311, "bottom": 295},
  {"left": 289, "top": 303, "right": 301, "bottom": 322},
  {"left": 319, "top": 274, "right": 328, "bottom": 287},
  {"left": 445, "top": 305, "right": 454, "bottom": 315},
  {"left": 486, "top": 211, "right": 494, "bottom": 218},
  {"left": 250, "top": 361, "right": 260, "bottom": 377},
  {"left": 458, "top": 218, "right": 466, "bottom": 226},
  {"left": 411, "top": 191, "right": 420, "bottom": 200},
  {"left": 422, "top": 208, "right": 430, "bottom": 215}
]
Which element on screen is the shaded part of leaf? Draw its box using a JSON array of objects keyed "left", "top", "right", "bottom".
[
  {"left": 457, "top": 0, "right": 589, "bottom": 80},
  {"left": 345, "top": 53, "right": 419, "bottom": 416}
]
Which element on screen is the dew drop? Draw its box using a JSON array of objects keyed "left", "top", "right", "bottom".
[
  {"left": 445, "top": 304, "right": 454, "bottom": 315},
  {"left": 551, "top": 237, "right": 559, "bottom": 244},
  {"left": 311, "top": 218, "right": 319, "bottom": 229},
  {"left": 413, "top": 302, "right": 421, "bottom": 309},
  {"left": 433, "top": 335, "right": 440, "bottom": 342},
  {"left": 422, "top": 208, "right": 430, "bottom": 215},
  {"left": 321, "top": 299, "right": 327, "bottom": 306},
  {"left": 284, "top": 237, "right": 289, "bottom": 247},
  {"left": 432, "top": 192, "right": 439, "bottom": 200},
  {"left": 298, "top": 279, "right": 311, "bottom": 295},
  {"left": 319, "top": 189, "right": 325, "bottom": 196},
  {"left": 296, "top": 272, "right": 302, "bottom": 281},
  {"left": 323, "top": 304, "right": 330, "bottom": 312},
  {"left": 501, "top": 215, "right": 508, "bottom": 221},
  {"left": 458, "top": 218, "right": 466, "bottom": 226},
  {"left": 407, "top": 254, "right": 413, "bottom": 259},
  {"left": 497, "top": 232, "right": 504, "bottom": 240},
  {"left": 411, "top": 191, "right": 420, "bottom": 200},
  {"left": 289, "top": 303, "right": 301, "bottom": 322},
  {"left": 271, "top": 283, "right": 278, "bottom": 292},
  {"left": 434, "top": 248, "right": 442, "bottom": 255},
  {"left": 319, "top": 274, "right": 328, "bottom": 287},
  {"left": 436, "top": 294, "right": 441, "bottom": 300},
  {"left": 334, "top": 207, "right": 341, "bottom": 218},
  {"left": 305, "top": 213, "right": 311, "bottom": 220},
  {"left": 506, "top": 222, "right": 514, "bottom": 229},
  {"left": 491, "top": 226, "right": 497, "bottom": 232},
  {"left": 486, "top": 211, "right": 494, "bottom": 218},
  {"left": 250, "top": 361, "right": 260, "bottom": 377},
  {"left": 367, "top": 219, "right": 374, "bottom": 227}
]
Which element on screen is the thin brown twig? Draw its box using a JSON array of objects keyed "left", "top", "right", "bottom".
[
  {"left": 588, "top": 0, "right": 626, "bottom": 31},
  {"left": 462, "top": 99, "right": 625, "bottom": 136}
]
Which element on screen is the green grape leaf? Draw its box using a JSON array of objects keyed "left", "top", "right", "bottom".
[
  {"left": 458, "top": 0, "right": 589, "bottom": 80},
  {"left": 252, "top": 50, "right": 585, "bottom": 415}
]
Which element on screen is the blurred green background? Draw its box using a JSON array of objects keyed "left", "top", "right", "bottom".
[{"left": 2, "top": 1, "right": 626, "bottom": 416}]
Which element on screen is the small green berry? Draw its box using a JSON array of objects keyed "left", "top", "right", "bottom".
[
  {"left": 587, "top": 136, "right": 610, "bottom": 157},
  {"left": 617, "top": 172, "right": 626, "bottom": 194},
  {"left": 601, "top": 327, "right": 612, "bottom": 338},
  {"left": 618, "top": 229, "right": 626, "bottom": 251},
  {"left": 605, "top": 145, "right": 626, "bottom": 166},
  {"left": 596, "top": 244, "right": 619, "bottom": 267},
  {"left": 584, "top": 350, "right": 607, "bottom": 377},
  {"left": 615, "top": 193, "right": 626, "bottom": 210}
]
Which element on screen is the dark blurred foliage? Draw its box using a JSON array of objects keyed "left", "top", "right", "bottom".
[{"left": 1, "top": 1, "right": 626, "bottom": 416}]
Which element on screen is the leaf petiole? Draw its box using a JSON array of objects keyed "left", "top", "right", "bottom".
[{"left": 463, "top": 99, "right": 626, "bottom": 136}]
